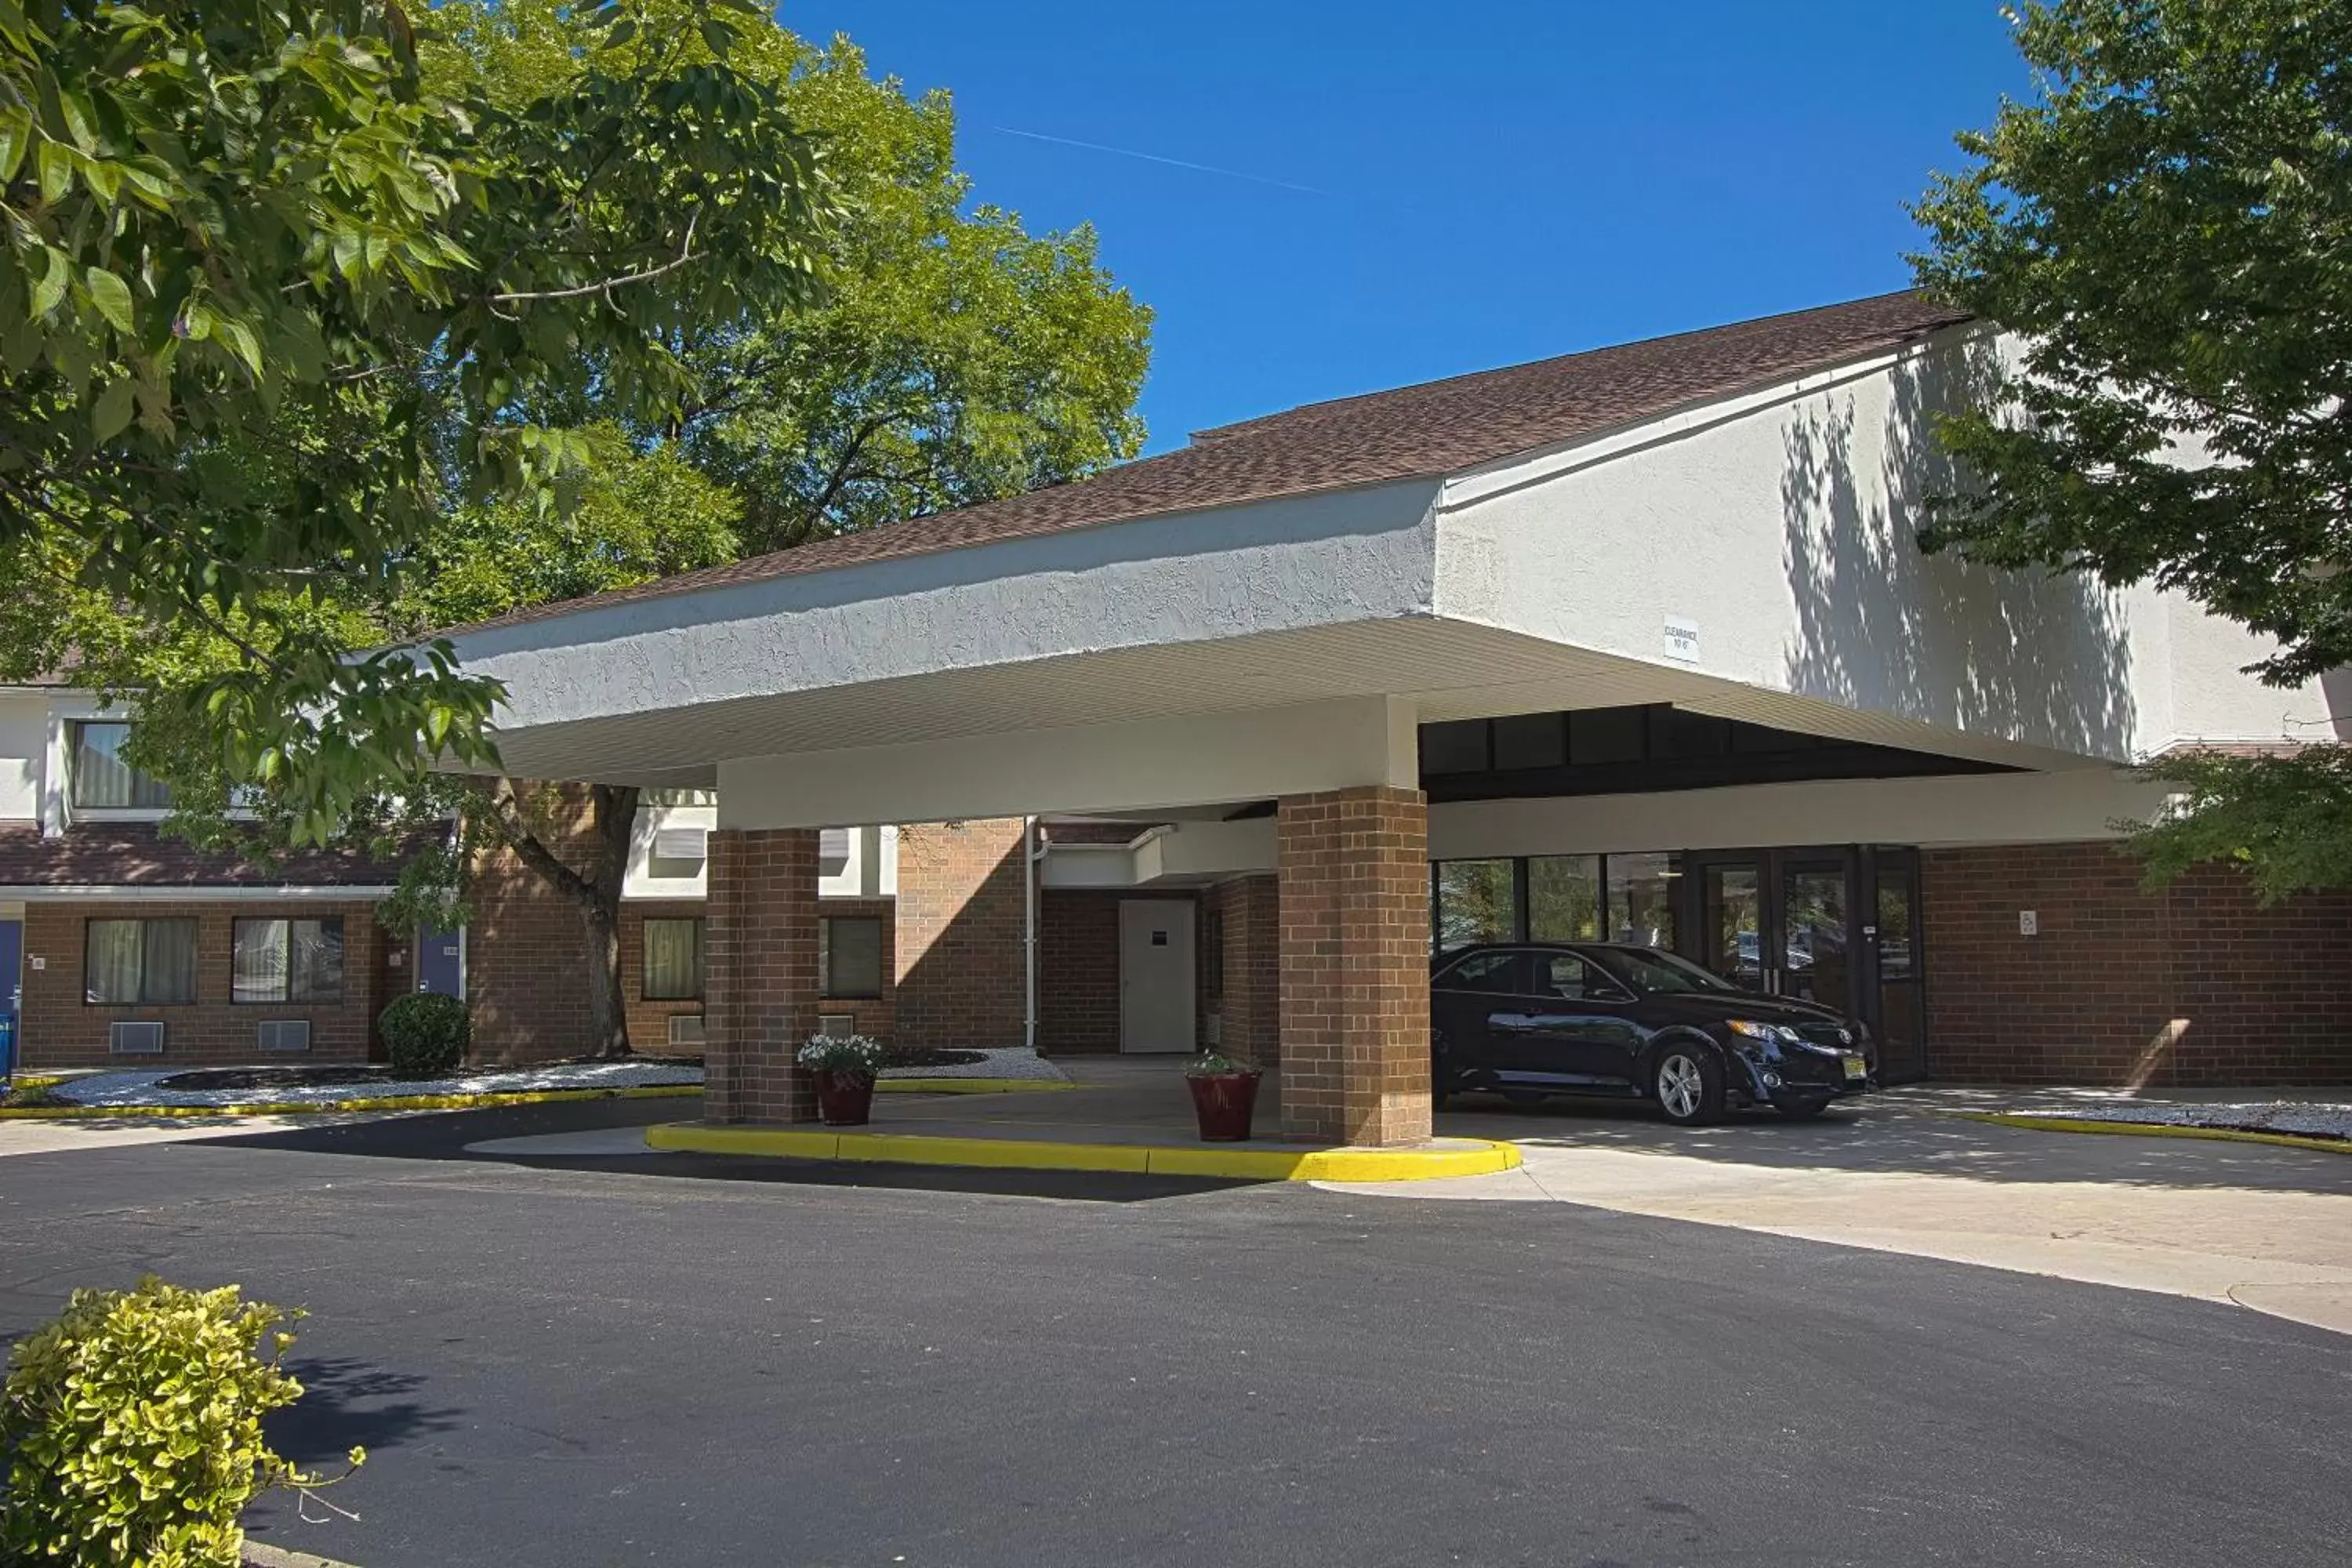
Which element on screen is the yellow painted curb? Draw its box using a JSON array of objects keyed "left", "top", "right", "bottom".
[
  {"left": 0, "top": 1084, "right": 702, "bottom": 1120},
  {"left": 1948, "top": 1110, "right": 2351, "bottom": 1156},
  {"left": 874, "top": 1077, "right": 1077, "bottom": 1095},
  {"left": 643, "top": 1120, "right": 1522, "bottom": 1182}
]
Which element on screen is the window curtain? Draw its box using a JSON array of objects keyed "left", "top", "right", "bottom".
[
  {"left": 85, "top": 920, "right": 143, "bottom": 1004},
  {"left": 143, "top": 920, "right": 198, "bottom": 1004},
  {"left": 820, "top": 917, "right": 884, "bottom": 999},
  {"left": 232, "top": 920, "right": 288, "bottom": 1004},
  {"left": 290, "top": 919, "right": 345, "bottom": 1003},
  {"left": 643, "top": 920, "right": 703, "bottom": 1000},
  {"left": 71, "top": 723, "right": 172, "bottom": 809}
]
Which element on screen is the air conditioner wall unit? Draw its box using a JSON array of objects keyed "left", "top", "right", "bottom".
[
  {"left": 668, "top": 1014, "right": 706, "bottom": 1047},
  {"left": 109, "top": 1021, "right": 164, "bottom": 1056},
  {"left": 257, "top": 1019, "right": 312, "bottom": 1053},
  {"left": 652, "top": 826, "right": 710, "bottom": 862}
]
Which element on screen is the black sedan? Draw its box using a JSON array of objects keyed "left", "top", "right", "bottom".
[{"left": 1431, "top": 942, "right": 1874, "bottom": 1125}]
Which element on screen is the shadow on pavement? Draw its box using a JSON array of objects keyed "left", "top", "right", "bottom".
[
  {"left": 1436, "top": 1091, "right": 2352, "bottom": 1196},
  {"left": 194, "top": 1096, "right": 1258, "bottom": 1205}
]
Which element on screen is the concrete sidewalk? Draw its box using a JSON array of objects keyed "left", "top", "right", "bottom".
[{"left": 1339, "top": 1090, "right": 2352, "bottom": 1336}]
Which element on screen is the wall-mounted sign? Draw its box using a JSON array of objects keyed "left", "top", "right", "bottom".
[{"left": 1663, "top": 616, "right": 1701, "bottom": 664}]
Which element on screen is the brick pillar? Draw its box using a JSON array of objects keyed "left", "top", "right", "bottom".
[
  {"left": 1218, "top": 874, "right": 1281, "bottom": 1070},
  {"left": 1276, "top": 786, "right": 1430, "bottom": 1146},
  {"left": 894, "top": 818, "right": 1029, "bottom": 1050},
  {"left": 705, "top": 827, "right": 820, "bottom": 1125}
]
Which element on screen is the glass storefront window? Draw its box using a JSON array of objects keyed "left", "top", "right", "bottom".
[
  {"left": 1432, "top": 859, "right": 1517, "bottom": 952},
  {"left": 1605, "top": 851, "right": 1679, "bottom": 948},
  {"left": 1528, "top": 855, "right": 1601, "bottom": 941}
]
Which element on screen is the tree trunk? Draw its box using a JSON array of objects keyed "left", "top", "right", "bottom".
[
  {"left": 490, "top": 779, "right": 642, "bottom": 1061},
  {"left": 580, "top": 897, "right": 630, "bottom": 1060},
  {"left": 581, "top": 784, "right": 639, "bottom": 1059}
]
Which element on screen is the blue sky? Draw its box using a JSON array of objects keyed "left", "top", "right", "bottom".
[{"left": 783, "top": 2, "right": 2032, "bottom": 454}]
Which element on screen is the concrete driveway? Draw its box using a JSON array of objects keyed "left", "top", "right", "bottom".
[{"left": 1348, "top": 1090, "right": 2352, "bottom": 1334}]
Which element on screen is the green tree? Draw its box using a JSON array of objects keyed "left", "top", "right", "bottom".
[
  {"left": 1912, "top": 0, "right": 2352, "bottom": 895},
  {"left": 10, "top": 4, "right": 1150, "bottom": 1058}
]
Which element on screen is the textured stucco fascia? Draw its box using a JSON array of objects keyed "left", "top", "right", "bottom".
[{"left": 447, "top": 479, "right": 1443, "bottom": 737}]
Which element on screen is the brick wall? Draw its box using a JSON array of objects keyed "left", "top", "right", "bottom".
[
  {"left": 1276, "top": 787, "right": 1430, "bottom": 1145},
  {"left": 1038, "top": 890, "right": 1121, "bottom": 1054},
  {"left": 1207, "top": 875, "right": 1279, "bottom": 1068},
  {"left": 466, "top": 789, "right": 599, "bottom": 1065},
  {"left": 17, "top": 899, "right": 390, "bottom": 1069},
  {"left": 619, "top": 899, "right": 710, "bottom": 1055},
  {"left": 1922, "top": 842, "right": 2352, "bottom": 1084},
  {"left": 895, "top": 819, "right": 1029, "bottom": 1050},
  {"left": 813, "top": 895, "right": 897, "bottom": 1041}
]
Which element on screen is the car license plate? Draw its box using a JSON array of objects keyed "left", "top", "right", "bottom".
[{"left": 1842, "top": 1054, "right": 1867, "bottom": 1081}]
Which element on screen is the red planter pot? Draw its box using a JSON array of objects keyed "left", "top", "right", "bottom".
[
  {"left": 814, "top": 1069, "right": 875, "bottom": 1127},
  {"left": 1186, "top": 1071, "right": 1262, "bottom": 1142}
]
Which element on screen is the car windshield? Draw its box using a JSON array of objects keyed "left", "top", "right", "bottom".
[{"left": 1593, "top": 948, "right": 1740, "bottom": 995}]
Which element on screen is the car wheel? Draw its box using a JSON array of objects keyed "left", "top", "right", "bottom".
[
  {"left": 1773, "top": 1095, "right": 1833, "bottom": 1120},
  {"left": 1654, "top": 1047, "right": 1723, "bottom": 1127}
]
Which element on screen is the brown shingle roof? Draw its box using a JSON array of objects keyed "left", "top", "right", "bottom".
[
  {"left": 0, "top": 823, "right": 425, "bottom": 888},
  {"left": 463, "top": 289, "right": 1972, "bottom": 635}
]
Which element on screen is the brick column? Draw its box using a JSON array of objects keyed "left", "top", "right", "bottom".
[
  {"left": 1276, "top": 787, "right": 1430, "bottom": 1146},
  {"left": 1216, "top": 874, "right": 1281, "bottom": 1070},
  {"left": 704, "top": 827, "right": 820, "bottom": 1125}
]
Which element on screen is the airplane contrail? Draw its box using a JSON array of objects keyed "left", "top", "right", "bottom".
[{"left": 992, "top": 125, "right": 1327, "bottom": 196}]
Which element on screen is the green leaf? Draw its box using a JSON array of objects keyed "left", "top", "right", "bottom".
[
  {"left": 84, "top": 266, "right": 135, "bottom": 335},
  {"left": 92, "top": 377, "right": 135, "bottom": 441},
  {"left": 35, "top": 137, "right": 72, "bottom": 203},
  {"left": 0, "top": 113, "right": 27, "bottom": 183},
  {"left": 214, "top": 315, "right": 263, "bottom": 379},
  {"left": 29, "top": 247, "right": 70, "bottom": 317}
]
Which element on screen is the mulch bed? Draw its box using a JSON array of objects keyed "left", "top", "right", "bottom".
[{"left": 880, "top": 1047, "right": 987, "bottom": 1069}]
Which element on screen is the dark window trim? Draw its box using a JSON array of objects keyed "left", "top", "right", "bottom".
[
  {"left": 819, "top": 914, "right": 886, "bottom": 1000},
  {"left": 82, "top": 916, "right": 200, "bottom": 1007},
  {"left": 229, "top": 916, "right": 347, "bottom": 1006},
  {"left": 641, "top": 916, "right": 706, "bottom": 1002}
]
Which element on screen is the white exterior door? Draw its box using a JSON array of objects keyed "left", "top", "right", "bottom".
[{"left": 1118, "top": 899, "right": 1196, "bottom": 1054}]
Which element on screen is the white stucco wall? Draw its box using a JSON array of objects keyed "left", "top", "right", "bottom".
[
  {"left": 450, "top": 478, "right": 1443, "bottom": 745},
  {"left": 1433, "top": 329, "right": 2333, "bottom": 764}
]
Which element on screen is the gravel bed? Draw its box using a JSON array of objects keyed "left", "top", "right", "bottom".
[
  {"left": 2009, "top": 1100, "right": 2352, "bottom": 1141},
  {"left": 52, "top": 1060, "right": 703, "bottom": 1109},
  {"left": 46, "top": 1047, "right": 1067, "bottom": 1108}
]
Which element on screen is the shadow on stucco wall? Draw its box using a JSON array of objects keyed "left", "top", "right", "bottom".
[{"left": 1780, "top": 336, "right": 2136, "bottom": 760}]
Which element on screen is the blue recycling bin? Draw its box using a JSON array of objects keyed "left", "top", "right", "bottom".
[{"left": 0, "top": 1014, "right": 15, "bottom": 1081}]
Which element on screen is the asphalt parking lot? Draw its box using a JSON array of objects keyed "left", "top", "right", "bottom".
[{"left": 2, "top": 1098, "right": 2347, "bottom": 1567}]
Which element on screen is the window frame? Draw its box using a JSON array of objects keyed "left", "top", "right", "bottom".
[
  {"left": 229, "top": 916, "right": 346, "bottom": 1006},
  {"left": 641, "top": 917, "right": 706, "bottom": 1002},
  {"left": 818, "top": 915, "right": 886, "bottom": 1000},
  {"left": 67, "top": 720, "right": 174, "bottom": 812},
  {"left": 83, "top": 916, "right": 200, "bottom": 1006}
]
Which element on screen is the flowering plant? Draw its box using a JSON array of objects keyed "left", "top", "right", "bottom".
[
  {"left": 1181, "top": 1051, "right": 1258, "bottom": 1079},
  {"left": 797, "top": 1033, "right": 886, "bottom": 1078}
]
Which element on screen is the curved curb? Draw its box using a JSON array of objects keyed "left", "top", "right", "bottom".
[
  {"left": 0, "top": 1083, "right": 703, "bottom": 1120},
  {"left": 1947, "top": 1109, "right": 2351, "bottom": 1156},
  {"left": 643, "top": 1121, "right": 1523, "bottom": 1182}
]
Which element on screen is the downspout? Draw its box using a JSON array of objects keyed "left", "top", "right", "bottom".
[{"left": 1024, "top": 816, "right": 1042, "bottom": 1054}]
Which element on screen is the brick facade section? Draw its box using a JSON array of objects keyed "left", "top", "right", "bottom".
[
  {"left": 1037, "top": 890, "right": 1123, "bottom": 1054},
  {"left": 1922, "top": 842, "right": 2352, "bottom": 1084},
  {"left": 619, "top": 900, "right": 712, "bottom": 1053},
  {"left": 704, "top": 827, "right": 818, "bottom": 1124},
  {"left": 1276, "top": 787, "right": 1431, "bottom": 1145},
  {"left": 1207, "top": 874, "right": 1279, "bottom": 1069},
  {"left": 466, "top": 789, "right": 598, "bottom": 1065},
  {"left": 16, "top": 899, "right": 392, "bottom": 1069},
  {"left": 895, "top": 819, "right": 1029, "bottom": 1049}
]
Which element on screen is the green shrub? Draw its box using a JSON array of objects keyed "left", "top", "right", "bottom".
[
  {"left": 0, "top": 1276, "right": 360, "bottom": 1567},
  {"left": 379, "top": 992, "right": 471, "bottom": 1080}
]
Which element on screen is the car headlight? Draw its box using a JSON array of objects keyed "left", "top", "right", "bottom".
[{"left": 1724, "top": 1019, "right": 1798, "bottom": 1044}]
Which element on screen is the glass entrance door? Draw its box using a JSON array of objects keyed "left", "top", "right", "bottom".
[
  {"left": 1867, "top": 848, "right": 1926, "bottom": 1082},
  {"left": 1686, "top": 849, "right": 1856, "bottom": 1018}
]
